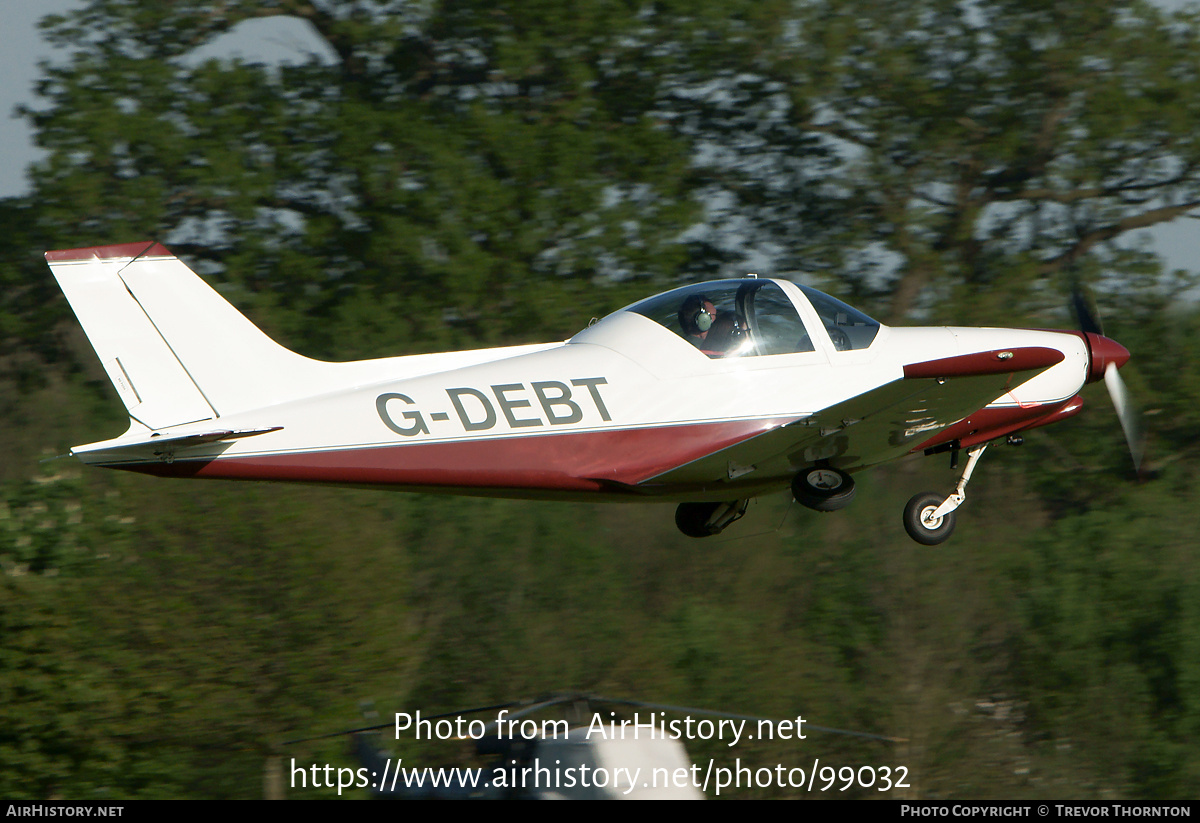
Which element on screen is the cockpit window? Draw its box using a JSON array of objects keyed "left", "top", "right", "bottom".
[
  {"left": 797, "top": 285, "right": 880, "bottom": 351},
  {"left": 627, "top": 280, "right": 815, "bottom": 358}
]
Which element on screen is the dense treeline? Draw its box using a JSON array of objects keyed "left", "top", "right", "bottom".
[{"left": 2, "top": 0, "right": 1199, "bottom": 798}]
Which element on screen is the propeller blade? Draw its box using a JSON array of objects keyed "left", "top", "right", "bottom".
[
  {"left": 1104, "top": 361, "right": 1143, "bottom": 473},
  {"left": 1071, "top": 287, "right": 1104, "bottom": 336}
]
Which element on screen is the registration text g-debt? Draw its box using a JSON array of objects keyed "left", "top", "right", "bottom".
[{"left": 377, "top": 378, "right": 612, "bottom": 437}]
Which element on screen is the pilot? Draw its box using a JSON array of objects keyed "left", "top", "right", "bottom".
[{"left": 678, "top": 294, "right": 741, "bottom": 356}]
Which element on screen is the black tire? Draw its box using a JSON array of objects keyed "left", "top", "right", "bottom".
[
  {"left": 903, "top": 492, "right": 956, "bottom": 545},
  {"left": 675, "top": 502, "right": 722, "bottom": 538},
  {"left": 792, "top": 467, "right": 856, "bottom": 512}
]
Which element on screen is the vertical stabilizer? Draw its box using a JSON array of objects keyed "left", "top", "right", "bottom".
[{"left": 47, "top": 242, "right": 325, "bottom": 429}]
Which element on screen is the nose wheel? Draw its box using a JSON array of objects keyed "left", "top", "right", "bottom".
[
  {"left": 903, "top": 492, "right": 957, "bottom": 545},
  {"left": 902, "top": 444, "right": 988, "bottom": 545}
]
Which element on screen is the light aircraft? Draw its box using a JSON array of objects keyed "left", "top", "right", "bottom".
[{"left": 46, "top": 242, "right": 1138, "bottom": 544}]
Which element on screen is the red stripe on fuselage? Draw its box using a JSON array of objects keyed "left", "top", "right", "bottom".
[{"left": 116, "top": 418, "right": 797, "bottom": 494}]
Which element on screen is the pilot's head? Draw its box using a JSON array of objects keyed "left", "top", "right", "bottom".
[{"left": 679, "top": 294, "right": 716, "bottom": 338}]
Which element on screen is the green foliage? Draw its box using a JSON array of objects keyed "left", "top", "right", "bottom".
[
  {"left": 0, "top": 464, "right": 135, "bottom": 577},
  {"left": 1005, "top": 486, "right": 1200, "bottom": 797},
  {"left": 1, "top": 578, "right": 137, "bottom": 799}
]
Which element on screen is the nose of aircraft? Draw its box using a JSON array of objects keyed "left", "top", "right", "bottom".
[{"left": 1083, "top": 332, "right": 1130, "bottom": 384}]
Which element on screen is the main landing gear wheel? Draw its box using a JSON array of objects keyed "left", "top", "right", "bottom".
[
  {"left": 675, "top": 500, "right": 749, "bottom": 538},
  {"left": 792, "top": 466, "right": 856, "bottom": 512},
  {"left": 903, "top": 492, "right": 957, "bottom": 545}
]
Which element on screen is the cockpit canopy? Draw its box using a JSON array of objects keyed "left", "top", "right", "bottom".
[{"left": 625, "top": 279, "right": 880, "bottom": 358}]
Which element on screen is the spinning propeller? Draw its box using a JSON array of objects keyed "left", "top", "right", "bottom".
[{"left": 1071, "top": 288, "right": 1143, "bottom": 473}]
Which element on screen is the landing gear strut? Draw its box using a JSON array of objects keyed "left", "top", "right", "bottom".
[
  {"left": 903, "top": 444, "right": 988, "bottom": 545},
  {"left": 675, "top": 500, "right": 749, "bottom": 538}
]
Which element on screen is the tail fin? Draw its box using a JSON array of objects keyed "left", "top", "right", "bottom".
[{"left": 46, "top": 242, "right": 324, "bottom": 430}]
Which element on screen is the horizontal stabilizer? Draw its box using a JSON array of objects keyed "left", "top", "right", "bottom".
[
  {"left": 140, "top": 426, "right": 283, "bottom": 449},
  {"left": 72, "top": 426, "right": 283, "bottom": 462}
]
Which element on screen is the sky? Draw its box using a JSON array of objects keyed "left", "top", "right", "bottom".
[
  {"left": 2, "top": 0, "right": 1197, "bottom": 277},
  {"left": 0, "top": 0, "right": 331, "bottom": 197},
  {"left": 0, "top": 0, "right": 75, "bottom": 197}
]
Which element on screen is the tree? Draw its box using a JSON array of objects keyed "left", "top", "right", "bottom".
[
  {"left": 23, "top": 1, "right": 703, "bottom": 359},
  {"left": 17, "top": 1, "right": 1200, "bottom": 353},
  {"left": 647, "top": 1, "right": 1200, "bottom": 321}
]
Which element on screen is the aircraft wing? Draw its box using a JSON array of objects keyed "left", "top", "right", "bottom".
[{"left": 637, "top": 346, "right": 1065, "bottom": 490}]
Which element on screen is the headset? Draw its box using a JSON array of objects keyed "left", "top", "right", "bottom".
[{"left": 679, "top": 294, "right": 715, "bottom": 336}]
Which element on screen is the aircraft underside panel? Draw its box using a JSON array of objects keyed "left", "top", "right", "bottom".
[
  {"left": 103, "top": 416, "right": 799, "bottom": 498},
  {"left": 643, "top": 355, "right": 1070, "bottom": 486}
]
